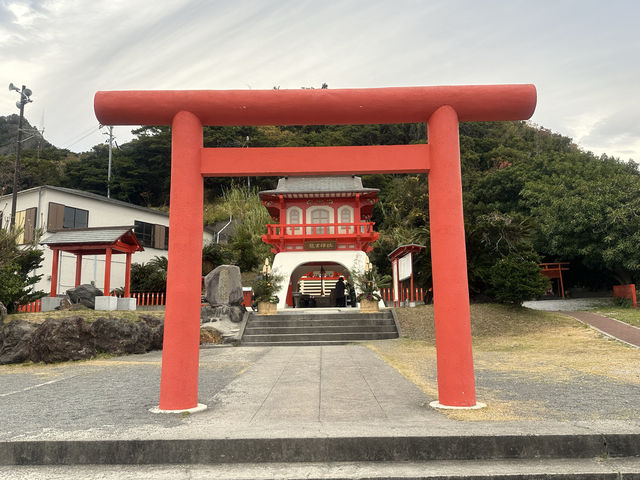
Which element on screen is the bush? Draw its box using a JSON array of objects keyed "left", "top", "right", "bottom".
[{"left": 488, "top": 252, "right": 549, "bottom": 304}]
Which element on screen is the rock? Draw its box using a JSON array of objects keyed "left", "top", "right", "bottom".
[
  {"left": 66, "top": 284, "right": 103, "bottom": 309},
  {"left": 57, "top": 296, "right": 72, "bottom": 310},
  {"left": 202, "top": 304, "right": 246, "bottom": 324},
  {"left": 91, "top": 317, "right": 152, "bottom": 355},
  {"left": 29, "top": 317, "right": 95, "bottom": 363},
  {"left": 139, "top": 315, "right": 164, "bottom": 350},
  {"left": 0, "top": 301, "right": 7, "bottom": 323},
  {"left": 204, "top": 265, "right": 243, "bottom": 306},
  {"left": 0, "top": 319, "right": 38, "bottom": 364}
]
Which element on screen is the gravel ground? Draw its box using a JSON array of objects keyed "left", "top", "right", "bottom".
[{"left": 522, "top": 298, "right": 612, "bottom": 311}]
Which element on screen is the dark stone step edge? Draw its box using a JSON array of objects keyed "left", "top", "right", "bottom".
[
  {"left": 245, "top": 326, "right": 398, "bottom": 334},
  {"left": 1, "top": 434, "right": 638, "bottom": 465}
]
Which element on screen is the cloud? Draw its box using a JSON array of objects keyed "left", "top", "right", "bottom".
[{"left": 0, "top": 0, "right": 638, "bottom": 162}]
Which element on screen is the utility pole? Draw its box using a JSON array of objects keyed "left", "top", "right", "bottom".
[
  {"left": 101, "top": 125, "right": 115, "bottom": 198},
  {"left": 8, "top": 83, "right": 33, "bottom": 230}
]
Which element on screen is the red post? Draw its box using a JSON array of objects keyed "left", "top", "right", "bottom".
[
  {"left": 428, "top": 105, "right": 477, "bottom": 407},
  {"left": 124, "top": 252, "right": 132, "bottom": 297},
  {"left": 104, "top": 247, "right": 112, "bottom": 296},
  {"left": 50, "top": 248, "right": 60, "bottom": 297},
  {"left": 159, "top": 110, "right": 204, "bottom": 411},
  {"left": 75, "top": 254, "right": 83, "bottom": 287}
]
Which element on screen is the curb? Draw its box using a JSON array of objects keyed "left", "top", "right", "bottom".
[{"left": 1, "top": 433, "right": 639, "bottom": 465}]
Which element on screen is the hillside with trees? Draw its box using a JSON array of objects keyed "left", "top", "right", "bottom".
[{"left": 1, "top": 113, "right": 638, "bottom": 303}]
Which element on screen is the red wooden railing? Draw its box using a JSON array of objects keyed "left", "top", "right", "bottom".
[
  {"left": 264, "top": 221, "right": 376, "bottom": 238},
  {"left": 380, "top": 286, "right": 429, "bottom": 306},
  {"left": 17, "top": 299, "right": 42, "bottom": 313}
]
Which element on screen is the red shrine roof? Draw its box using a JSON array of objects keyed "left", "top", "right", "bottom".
[
  {"left": 260, "top": 176, "right": 378, "bottom": 198},
  {"left": 41, "top": 226, "right": 144, "bottom": 255}
]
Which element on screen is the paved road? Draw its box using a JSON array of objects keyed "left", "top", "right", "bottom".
[{"left": 565, "top": 311, "right": 640, "bottom": 347}]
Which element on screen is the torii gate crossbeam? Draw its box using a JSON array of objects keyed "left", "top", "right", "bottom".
[{"left": 95, "top": 84, "right": 536, "bottom": 411}]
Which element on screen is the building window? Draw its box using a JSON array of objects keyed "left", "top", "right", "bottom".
[
  {"left": 134, "top": 221, "right": 169, "bottom": 250},
  {"left": 338, "top": 206, "right": 353, "bottom": 233},
  {"left": 286, "top": 206, "right": 303, "bottom": 235},
  {"left": 308, "top": 207, "right": 332, "bottom": 234},
  {"left": 15, "top": 208, "right": 37, "bottom": 244},
  {"left": 47, "top": 202, "right": 88, "bottom": 231}
]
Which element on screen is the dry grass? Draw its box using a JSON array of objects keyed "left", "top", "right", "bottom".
[
  {"left": 4, "top": 310, "right": 164, "bottom": 325},
  {"left": 369, "top": 303, "right": 640, "bottom": 421}
]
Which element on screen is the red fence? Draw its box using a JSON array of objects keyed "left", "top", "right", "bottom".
[
  {"left": 17, "top": 299, "right": 42, "bottom": 313},
  {"left": 118, "top": 292, "right": 166, "bottom": 307},
  {"left": 380, "top": 287, "right": 430, "bottom": 306},
  {"left": 613, "top": 284, "right": 637, "bottom": 308}
]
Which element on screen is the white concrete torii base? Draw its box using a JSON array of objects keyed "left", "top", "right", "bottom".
[{"left": 272, "top": 250, "right": 370, "bottom": 310}]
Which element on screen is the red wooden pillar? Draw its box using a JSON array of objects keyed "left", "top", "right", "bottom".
[
  {"left": 427, "top": 105, "right": 477, "bottom": 407},
  {"left": 75, "top": 254, "right": 83, "bottom": 287},
  {"left": 104, "top": 247, "right": 112, "bottom": 295},
  {"left": 124, "top": 252, "right": 132, "bottom": 297},
  {"left": 159, "top": 110, "right": 204, "bottom": 411},
  {"left": 50, "top": 248, "right": 60, "bottom": 297}
]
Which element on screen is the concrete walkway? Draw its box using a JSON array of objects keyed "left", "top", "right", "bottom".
[{"left": 1, "top": 343, "right": 638, "bottom": 443}]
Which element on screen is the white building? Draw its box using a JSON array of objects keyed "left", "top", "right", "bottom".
[{"left": 0, "top": 185, "right": 214, "bottom": 295}]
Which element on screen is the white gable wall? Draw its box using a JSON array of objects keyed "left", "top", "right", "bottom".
[{"left": 0, "top": 187, "right": 214, "bottom": 295}]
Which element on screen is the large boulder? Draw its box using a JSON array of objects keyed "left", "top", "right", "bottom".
[
  {"left": 139, "top": 315, "right": 164, "bottom": 350},
  {"left": 66, "top": 284, "right": 103, "bottom": 309},
  {"left": 204, "top": 265, "right": 243, "bottom": 306},
  {"left": 0, "top": 319, "right": 38, "bottom": 364},
  {"left": 91, "top": 317, "right": 152, "bottom": 355},
  {"left": 29, "top": 317, "right": 95, "bottom": 363}
]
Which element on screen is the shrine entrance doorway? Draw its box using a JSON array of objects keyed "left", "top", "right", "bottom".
[{"left": 288, "top": 261, "right": 354, "bottom": 308}]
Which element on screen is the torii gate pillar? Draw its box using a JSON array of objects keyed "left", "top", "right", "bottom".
[{"left": 95, "top": 84, "right": 536, "bottom": 412}]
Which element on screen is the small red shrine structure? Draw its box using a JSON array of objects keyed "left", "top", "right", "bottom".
[
  {"left": 388, "top": 244, "right": 425, "bottom": 304},
  {"left": 539, "top": 262, "right": 569, "bottom": 298},
  {"left": 41, "top": 226, "right": 143, "bottom": 298},
  {"left": 260, "top": 176, "right": 379, "bottom": 308}
]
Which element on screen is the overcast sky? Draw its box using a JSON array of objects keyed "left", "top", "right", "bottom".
[{"left": 1, "top": 0, "right": 638, "bottom": 161}]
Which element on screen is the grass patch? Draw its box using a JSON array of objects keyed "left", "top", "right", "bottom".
[
  {"left": 593, "top": 306, "right": 640, "bottom": 328},
  {"left": 369, "top": 303, "right": 640, "bottom": 422},
  {"left": 4, "top": 310, "right": 164, "bottom": 325}
]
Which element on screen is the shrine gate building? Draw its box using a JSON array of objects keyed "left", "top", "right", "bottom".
[{"left": 260, "top": 176, "right": 379, "bottom": 309}]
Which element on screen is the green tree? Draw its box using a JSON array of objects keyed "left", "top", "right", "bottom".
[{"left": 0, "top": 228, "right": 45, "bottom": 313}]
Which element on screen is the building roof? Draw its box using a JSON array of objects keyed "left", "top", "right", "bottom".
[
  {"left": 1, "top": 185, "right": 169, "bottom": 217},
  {"left": 260, "top": 176, "right": 379, "bottom": 197},
  {"left": 41, "top": 226, "right": 143, "bottom": 255}
]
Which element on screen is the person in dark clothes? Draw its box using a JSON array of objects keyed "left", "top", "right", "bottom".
[{"left": 334, "top": 277, "right": 346, "bottom": 307}]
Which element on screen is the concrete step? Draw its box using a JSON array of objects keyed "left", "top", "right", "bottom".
[
  {"left": 4, "top": 457, "right": 640, "bottom": 479},
  {"left": 244, "top": 325, "right": 398, "bottom": 335},
  {"left": 2, "top": 433, "right": 640, "bottom": 465},
  {"left": 247, "top": 318, "right": 396, "bottom": 328},
  {"left": 242, "top": 331, "right": 399, "bottom": 343},
  {"left": 250, "top": 312, "right": 394, "bottom": 322}
]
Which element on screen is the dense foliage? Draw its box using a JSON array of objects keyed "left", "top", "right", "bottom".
[{"left": 2, "top": 109, "right": 638, "bottom": 303}]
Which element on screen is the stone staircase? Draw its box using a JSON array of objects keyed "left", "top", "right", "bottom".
[{"left": 240, "top": 309, "right": 399, "bottom": 346}]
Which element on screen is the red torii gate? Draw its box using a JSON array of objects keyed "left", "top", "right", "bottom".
[{"left": 95, "top": 85, "right": 536, "bottom": 412}]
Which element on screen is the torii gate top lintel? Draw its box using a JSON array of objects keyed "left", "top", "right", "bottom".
[{"left": 94, "top": 84, "right": 536, "bottom": 127}]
